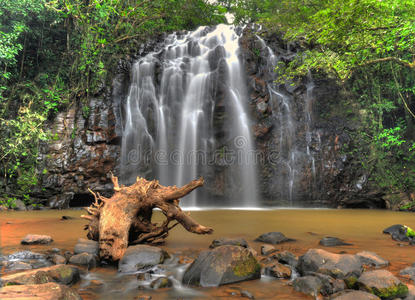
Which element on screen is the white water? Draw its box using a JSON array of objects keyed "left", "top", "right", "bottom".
[{"left": 121, "top": 25, "right": 258, "bottom": 207}]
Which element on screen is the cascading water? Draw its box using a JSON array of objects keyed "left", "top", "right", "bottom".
[
  {"left": 255, "top": 34, "right": 317, "bottom": 205},
  {"left": 120, "top": 24, "right": 258, "bottom": 207}
]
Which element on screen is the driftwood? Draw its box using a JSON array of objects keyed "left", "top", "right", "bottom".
[{"left": 81, "top": 174, "right": 213, "bottom": 261}]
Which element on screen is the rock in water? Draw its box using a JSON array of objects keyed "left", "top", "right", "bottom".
[
  {"left": 292, "top": 276, "right": 323, "bottom": 297},
  {"left": 209, "top": 237, "right": 248, "bottom": 248},
  {"left": 74, "top": 238, "right": 99, "bottom": 255},
  {"left": 319, "top": 237, "right": 352, "bottom": 247},
  {"left": 255, "top": 232, "right": 294, "bottom": 244},
  {"left": 118, "top": 245, "right": 168, "bottom": 273},
  {"left": 382, "top": 224, "right": 409, "bottom": 242},
  {"left": 330, "top": 290, "right": 380, "bottom": 300},
  {"left": 0, "top": 282, "right": 81, "bottom": 300},
  {"left": 0, "top": 264, "right": 80, "bottom": 286},
  {"left": 150, "top": 277, "right": 173, "bottom": 289},
  {"left": 264, "top": 262, "right": 291, "bottom": 279},
  {"left": 356, "top": 251, "right": 389, "bottom": 268},
  {"left": 400, "top": 266, "right": 415, "bottom": 282},
  {"left": 21, "top": 234, "right": 53, "bottom": 245},
  {"left": 357, "top": 269, "right": 408, "bottom": 299},
  {"left": 69, "top": 253, "right": 97, "bottom": 269},
  {"left": 182, "top": 245, "right": 261, "bottom": 287},
  {"left": 297, "top": 249, "right": 362, "bottom": 279}
]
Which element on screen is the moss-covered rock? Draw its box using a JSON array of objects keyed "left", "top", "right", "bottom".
[
  {"left": 357, "top": 269, "right": 408, "bottom": 299},
  {"left": 182, "top": 245, "right": 261, "bottom": 287}
]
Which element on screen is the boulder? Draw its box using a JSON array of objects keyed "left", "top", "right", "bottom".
[
  {"left": 400, "top": 266, "right": 415, "bottom": 282},
  {"left": 69, "top": 252, "right": 97, "bottom": 269},
  {"left": 74, "top": 238, "right": 99, "bottom": 255},
  {"left": 52, "top": 254, "right": 67, "bottom": 265},
  {"left": 255, "top": 232, "right": 294, "bottom": 244},
  {"left": 5, "top": 261, "right": 33, "bottom": 271},
  {"left": 307, "top": 272, "right": 346, "bottom": 296},
  {"left": 21, "top": 234, "right": 53, "bottom": 245},
  {"left": 405, "top": 284, "right": 415, "bottom": 300},
  {"left": 118, "top": 245, "right": 168, "bottom": 273},
  {"left": 209, "top": 237, "right": 248, "bottom": 249},
  {"left": 382, "top": 224, "right": 409, "bottom": 242},
  {"left": 150, "top": 277, "right": 173, "bottom": 289},
  {"left": 330, "top": 290, "right": 380, "bottom": 300},
  {"left": 297, "top": 249, "right": 362, "bottom": 279},
  {"left": 292, "top": 275, "right": 323, "bottom": 297},
  {"left": 357, "top": 269, "right": 408, "bottom": 299},
  {"left": 0, "top": 282, "right": 81, "bottom": 300},
  {"left": 0, "top": 264, "right": 80, "bottom": 286},
  {"left": 319, "top": 237, "right": 352, "bottom": 247},
  {"left": 264, "top": 262, "right": 291, "bottom": 279},
  {"left": 356, "top": 251, "right": 389, "bottom": 268},
  {"left": 13, "top": 199, "right": 27, "bottom": 211},
  {"left": 260, "top": 244, "right": 275, "bottom": 255},
  {"left": 182, "top": 245, "right": 261, "bottom": 287},
  {"left": 273, "top": 250, "right": 298, "bottom": 268}
]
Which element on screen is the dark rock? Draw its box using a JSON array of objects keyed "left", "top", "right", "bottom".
[
  {"left": 61, "top": 215, "right": 74, "bottom": 220},
  {"left": 52, "top": 254, "right": 66, "bottom": 265},
  {"left": 319, "top": 237, "right": 352, "bottom": 247},
  {"left": 118, "top": 245, "right": 168, "bottom": 273},
  {"left": 0, "top": 264, "right": 80, "bottom": 286},
  {"left": 264, "top": 262, "right": 291, "bottom": 279},
  {"left": 209, "top": 237, "right": 248, "bottom": 248},
  {"left": 51, "top": 248, "right": 61, "bottom": 253},
  {"left": 69, "top": 252, "right": 97, "bottom": 269},
  {"left": 357, "top": 269, "right": 408, "bottom": 299},
  {"left": 330, "top": 290, "right": 381, "bottom": 300},
  {"left": 297, "top": 249, "right": 362, "bottom": 279},
  {"left": 292, "top": 275, "right": 323, "bottom": 297},
  {"left": 150, "top": 277, "right": 173, "bottom": 289},
  {"left": 383, "top": 224, "right": 409, "bottom": 242},
  {"left": 306, "top": 272, "right": 346, "bottom": 296},
  {"left": 21, "top": 234, "right": 53, "bottom": 245},
  {"left": 273, "top": 250, "right": 298, "bottom": 268},
  {"left": 0, "top": 282, "right": 82, "bottom": 300},
  {"left": 74, "top": 238, "right": 99, "bottom": 255},
  {"left": 64, "top": 250, "right": 73, "bottom": 261},
  {"left": 260, "top": 244, "right": 275, "bottom": 255},
  {"left": 255, "top": 232, "right": 294, "bottom": 244},
  {"left": 400, "top": 267, "right": 415, "bottom": 282},
  {"left": 356, "top": 251, "right": 389, "bottom": 268},
  {"left": 182, "top": 245, "right": 261, "bottom": 287},
  {"left": 137, "top": 272, "right": 152, "bottom": 281},
  {"left": 13, "top": 199, "right": 27, "bottom": 211}
]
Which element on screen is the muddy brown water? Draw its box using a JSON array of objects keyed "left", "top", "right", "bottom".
[{"left": 1, "top": 208, "right": 414, "bottom": 299}]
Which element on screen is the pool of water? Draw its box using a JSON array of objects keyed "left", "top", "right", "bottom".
[{"left": 1, "top": 208, "right": 414, "bottom": 299}]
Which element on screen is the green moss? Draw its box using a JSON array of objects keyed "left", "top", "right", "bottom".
[
  {"left": 5, "top": 282, "right": 18, "bottom": 286},
  {"left": 344, "top": 276, "right": 358, "bottom": 289},
  {"left": 371, "top": 283, "right": 408, "bottom": 299},
  {"left": 58, "top": 266, "right": 73, "bottom": 280},
  {"left": 233, "top": 257, "right": 261, "bottom": 278}
]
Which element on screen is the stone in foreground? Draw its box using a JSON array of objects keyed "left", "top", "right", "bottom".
[
  {"left": 255, "top": 232, "right": 294, "bottom": 244},
  {"left": 330, "top": 290, "right": 380, "bottom": 300},
  {"left": 292, "top": 275, "right": 323, "bottom": 297},
  {"left": 357, "top": 269, "right": 408, "bottom": 299},
  {"left": 356, "top": 251, "right": 389, "bottom": 268},
  {"left": 0, "top": 282, "right": 81, "bottom": 300},
  {"left": 297, "top": 248, "right": 362, "bottom": 279},
  {"left": 401, "top": 266, "right": 415, "bottom": 282},
  {"left": 182, "top": 245, "right": 261, "bottom": 287},
  {"left": 21, "top": 234, "right": 53, "bottom": 245},
  {"left": 0, "top": 264, "right": 80, "bottom": 286},
  {"left": 118, "top": 245, "right": 168, "bottom": 273}
]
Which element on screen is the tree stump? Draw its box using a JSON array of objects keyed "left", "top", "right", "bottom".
[{"left": 81, "top": 174, "right": 213, "bottom": 261}]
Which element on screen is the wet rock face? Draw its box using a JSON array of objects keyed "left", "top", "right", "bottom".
[
  {"left": 118, "top": 245, "right": 168, "bottom": 273},
  {"left": 36, "top": 84, "right": 123, "bottom": 208},
  {"left": 357, "top": 269, "right": 408, "bottom": 299}
]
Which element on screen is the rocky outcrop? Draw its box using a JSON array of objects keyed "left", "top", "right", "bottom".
[
  {"left": 118, "top": 245, "right": 169, "bottom": 273},
  {"left": 0, "top": 282, "right": 82, "bottom": 300}
]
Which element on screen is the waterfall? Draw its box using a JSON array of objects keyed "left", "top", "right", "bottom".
[
  {"left": 255, "top": 35, "right": 316, "bottom": 205},
  {"left": 120, "top": 25, "right": 258, "bottom": 207}
]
